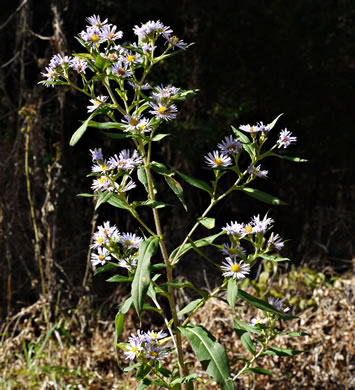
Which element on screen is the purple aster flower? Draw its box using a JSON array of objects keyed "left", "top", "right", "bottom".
[
  {"left": 100, "top": 24, "right": 123, "bottom": 42},
  {"left": 204, "top": 150, "right": 232, "bottom": 168},
  {"left": 152, "top": 84, "right": 180, "bottom": 101},
  {"left": 222, "top": 221, "right": 244, "bottom": 236},
  {"left": 250, "top": 214, "right": 274, "bottom": 233},
  {"left": 165, "top": 34, "right": 188, "bottom": 50},
  {"left": 49, "top": 54, "right": 71, "bottom": 69},
  {"left": 217, "top": 135, "right": 242, "bottom": 154},
  {"left": 257, "top": 121, "right": 271, "bottom": 133},
  {"left": 268, "top": 297, "right": 290, "bottom": 313},
  {"left": 86, "top": 15, "right": 109, "bottom": 29},
  {"left": 41, "top": 66, "right": 59, "bottom": 83},
  {"left": 80, "top": 26, "right": 103, "bottom": 46},
  {"left": 221, "top": 258, "right": 250, "bottom": 280},
  {"left": 248, "top": 164, "right": 268, "bottom": 179},
  {"left": 277, "top": 129, "right": 297, "bottom": 148},
  {"left": 220, "top": 243, "right": 246, "bottom": 258},
  {"left": 111, "top": 61, "right": 132, "bottom": 78},
  {"left": 69, "top": 57, "right": 88, "bottom": 73},
  {"left": 89, "top": 148, "right": 104, "bottom": 162}
]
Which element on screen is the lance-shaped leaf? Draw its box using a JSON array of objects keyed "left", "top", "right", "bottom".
[
  {"left": 242, "top": 187, "right": 287, "bottom": 206},
  {"left": 231, "top": 125, "right": 254, "bottom": 159},
  {"left": 267, "top": 152, "right": 308, "bottom": 163},
  {"left": 95, "top": 191, "right": 113, "bottom": 210},
  {"left": 227, "top": 278, "right": 238, "bottom": 311},
  {"left": 199, "top": 217, "right": 215, "bottom": 229},
  {"left": 133, "top": 199, "right": 170, "bottom": 209},
  {"left": 259, "top": 253, "right": 290, "bottom": 262},
  {"left": 237, "top": 289, "right": 297, "bottom": 319},
  {"left": 263, "top": 347, "right": 303, "bottom": 356},
  {"left": 150, "top": 161, "right": 171, "bottom": 175},
  {"left": 245, "top": 367, "right": 271, "bottom": 375},
  {"left": 87, "top": 120, "right": 126, "bottom": 130},
  {"left": 177, "top": 298, "right": 203, "bottom": 318},
  {"left": 267, "top": 113, "right": 284, "bottom": 130},
  {"left": 169, "top": 232, "right": 224, "bottom": 263},
  {"left": 178, "top": 325, "right": 234, "bottom": 390},
  {"left": 164, "top": 175, "right": 188, "bottom": 211},
  {"left": 234, "top": 328, "right": 256, "bottom": 356},
  {"left": 131, "top": 236, "right": 160, "bottom": 318},
  {"left": 107, "top": 195, "right": 131, "bottom": 211},
  {"left": 70, "top": 113, "right": 95, "bottom": 146},
  {"left": 94, "top": 262, "right": 117, "bottom": 275},
  {"left": 173, "top": 168, "right": 213, "bottom": 195},
  {"left": 234, "top": 318, "right": 262, "bottom": 334},
  {"left": 114, "top": 297, "right": 133, "bottom": 370}
]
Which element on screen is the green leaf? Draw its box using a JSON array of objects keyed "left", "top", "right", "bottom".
[
  {"left": 87, "top": 120, "right": 126, "bottom": 130},
  {"left": 231, "top": 125, "right": 254, "bottom": 158},
  {"left": 234, "top": 329, "right": 256, "bottom": 355},
  {"left": 131, "top": 236, "right": 160, "bottom": 318},
  {"left": 137, "top": 166, "right": 149, "bottom": 193},
  {"left": 264, "top": 347, "right": 303, "bottom": 356},
  {"left": 227, "top": 278, "right": 238, "bottom": 311},
  {"left": 268, "top": 153, "right": 308, "bottom": 163},
  {"left": 237, "top": 289, "right": 285, "bottom": 316},
  {"left": 104, "top": 132, "right": 133, "bottom": 139},
  {"left": 282, "top": 332, "right": 309, "bottom": 337},
  {"left": 173, "top": 169, "right": 213, "bottom": 195},
  {"left": 70, "top": 113, "right": 95, "bottom": 146},
  {"left": 95, "top": 191, "right": 113, "bottom": 210},
  {"left": 177, "top": 298, "right": 203, "bottom": 317},
  {"left": 150, "top": 161, "right": 171, "bottom": 175},
  {"left": 242, "top": 187, "right": 287, "bottom": 206},
  {"left": 234, "top": 318, "right": 262, "bottom": 334},
  {"left": 199, "top": 217, "right": 215, "bottom": 229},
  {"left": 119, "top": 296, "right": 133, "bottom": 315},
  {"left": 169, "top": 232, "right": 224, "bottom": 263},
  {"left": 245, "top": 367, "right": 271, "bottom": 375},
  {"left": 164, "top": 176, "right": 188, "bottom": 211},
  {"left": 133, "top": 199, "right": 170, "bottom": 209},
  {"left": 178, "top": 325, "right": 233, "bottom": 390},
  {"left": 260, "top": 254, "right": 290, "bottom": 262},
  {"left": 267, "top": 113, "right": 284, "bottom": 130},
  {"left": 107, "top": 195, "right": 131, "bottom": 210},
  {"left": 93, "top": 262, "right": 116, "bottom": 275},
  {"left": 170, "top": 373, "right": 200, "bottom": 385},
  {"left": 76, "top": 193, "right": 94, "bottom": 197},
  {"left": 106, "top": 275, "right": 131, "bottom": 283},
  {"left": 152, "top": 133, "right": 171, "bottom": 141}
]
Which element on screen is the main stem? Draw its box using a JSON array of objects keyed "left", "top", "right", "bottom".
[{"left": 139, "top": 140, "right": 188, "bottom": 383}]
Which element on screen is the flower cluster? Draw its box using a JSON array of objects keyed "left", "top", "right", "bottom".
[
  {"left": 89, "top": 148, "right": 142, "bottom": 194},
  {"left": 90, "top": 220, "right": 143, "bottom": 272},
  {"left": 220, "top": 214, "right": 284, "bottom": 279},
  {"left": 124, "top": 329, "right": 169, "bottom": 362}
]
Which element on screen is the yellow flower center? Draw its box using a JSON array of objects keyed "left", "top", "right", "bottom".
[
  {"left": 245, "top": 225, "right": 253, "bottom": 233},
  {"left": 99, "top": 177, "right": 106, "bottom": 184},
  {"left": 151, "top": 332, "right": 158, "bottom": 339},
  {"left": 250, "top": 126, "right": 254, "bottom": 133},
  {"left": 124, "top": 240, "right": 132, "bottom": 246},
  {"left": 158, "top": 106, "right": 167, "bottom": 114},
  {"left": 131, "top": 346, "right": 138, "bottom": 353},
  {"left": 99, "top": 255, "right": 104, "bottom": 261},
  {"left": 91, "top": 35, "right": 100, "bottom": 42},
  {"left": 171, "top": 36, "right": 179, "bottom": 43},
  {"left": 130, "top": 118, "right": 139, "bottom": 126},
  {"left": 231, "top": 264, "right": 240, "bottom": 273},
  {"left": 108, "top": 33, "right": 114, "bottom": 39},
  {"left": 118, "top": 68, "right": 126, "bottom": 75},
  {"left": 228, "top": 248, "right": 238, "bottom": 255},
  {"left": 101, "top": 164, "right": 108, "bottom": 171},
  {"left": 214, "top": 158, "right": 223, "bottom": 166},
  {"left": 127, "top": 55, "right": 135, "bottom": 62},
  {"left": 151, "top": 351, "right": 158, "bottom": 357},
  {"left": 97, "top": 237, "right": 104, "bottom": 244}
]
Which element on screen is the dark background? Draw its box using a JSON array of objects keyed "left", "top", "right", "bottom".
[{"left": 1, "top": 0, "right": 354, "bottom": 319}]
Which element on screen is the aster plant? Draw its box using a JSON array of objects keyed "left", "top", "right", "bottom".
[{"left": 40, "top": 15, "right": 307, "bottom": 390}]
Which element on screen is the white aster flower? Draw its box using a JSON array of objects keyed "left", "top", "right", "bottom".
[
  {"left": 86, "top": 15, "right": 109, "bottom": 29},
  {"left": 149, "top": 102, "right": 178, "bottom": 121},
  {"left": 268, "top": 297, "right": 290, "bottom": 313},
  {"left": 91, "top": 160, "right": 110, "bottom": 173},
  {"left": 222, "top": 221, "right": 244, "bottom": 236},
  {"left": 239, "top": 123, "right": 263, "bottom": 134},
  {"left": 124, "top": 337, "right": 143, "bottom": 360},
  {"left": 91, "top": 246, "right": 111, "bottom": 267},
  {"left": 221, "top": 258, "right": 250, "bottom": 280},
  {"left": 204, "top": 150, "right": 232, "bottom": 168},
  {"left": 89, "top": 148, "right": 103, "bottom": 161},
  {"left": 112, "top": 61, "right": 132, "bottom": 78},
  {"left": 267, "top": 232, "right": 284, "bottom": 251},
  {"left": 277, "top": 129, "right": 297, "bottom": 148},
  {"left": 248, "top": 164, "right": 268, "bottom": 178},
  {"left": 87, "top": 95, "right": 109, "bottom": 113},
  {"left": 250, "top": 317, "right": 268, "bottom": 326},
  {"left": 69, "top": 57, "right": 88, "bottom": 73},
  {"left": 119, "top": 233, "right": 143, "bottom": 249},
  {"left": 100, "top": 24, "right": 123, "bottom": 42}
]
